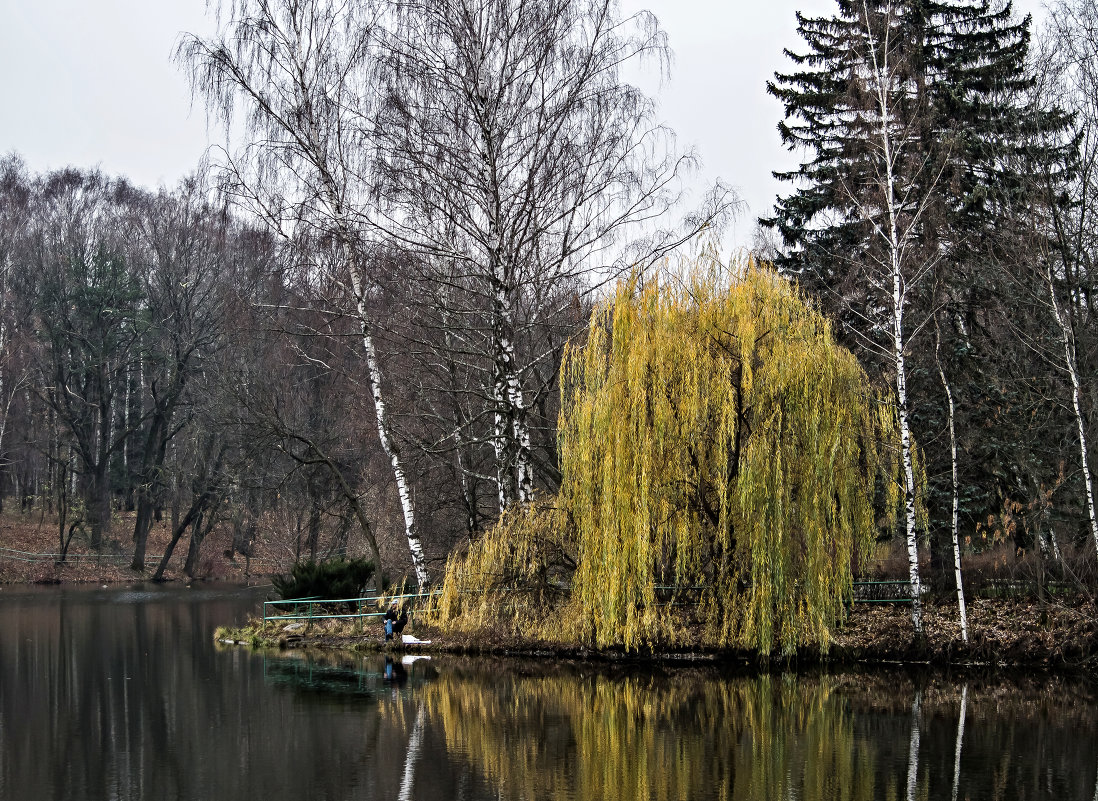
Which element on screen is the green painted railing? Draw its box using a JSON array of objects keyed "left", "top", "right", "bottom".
[
  {"left": 262, "top": 591, "right": 438, "bottom": 623},
  {"left": 852, "top": 580, "right": 915, "bottom": 604}
]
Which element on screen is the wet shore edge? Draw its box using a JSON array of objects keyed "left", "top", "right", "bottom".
[{"left": 214, "top": 597, "right": 1098, "bottom": 675}]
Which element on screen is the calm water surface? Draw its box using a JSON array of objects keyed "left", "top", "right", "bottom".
[{"left": 1, "top": 584, "right": 1095, "bottom": 801}]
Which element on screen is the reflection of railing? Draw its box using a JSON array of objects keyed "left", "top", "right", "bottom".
[
  {"left": 262, "top": 591, "right": 439, "bottom": 622},
  {"left": 261, "top": 654, "right": 433, "bottom": 697}
]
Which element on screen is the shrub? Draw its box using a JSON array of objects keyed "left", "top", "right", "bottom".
[{"left": 273, "top": 557, "right": 376, "bottom": 601}]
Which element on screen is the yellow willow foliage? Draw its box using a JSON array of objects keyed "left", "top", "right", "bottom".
[
  {"left": 427, "top": 501, "right": 587, "bottom": 641},
  {"left": 560, "top": 260, "right": 896, "bottom": 654}
]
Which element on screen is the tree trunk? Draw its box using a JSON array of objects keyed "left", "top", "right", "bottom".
[
  {"left": 343, "top": 242, "right": 428, "bottom": 587},
  {"left": 492, "top": 281, "right": 534, "bottom": 505},
  {"left": 183, "top": 511, "right": 205, "bottom": 578},
  {"left": 131, "top": 413, "right": 168, "bottom": 571},
  {"left": 936, "top": 324, "right": 968, "bottom": 643},
  {"left": 153, "top": 513, "right": 192, "bottom": 582},
  {"left": 305, "top": 490, "right": 321, "bottom": 562},
  {"left": 83, "top": 462, "right": 112, "bottom": 552},
  {"left": 492, "top": 364, "right": 513, "bottom": 512},
  {"left": 1046, "top": 265, "right": 1098, "bottom": 556},
  {"left": 154, "top": 473, "right": 220, "bottom": 582},
  {"left": 184, "top": 506, "right": 219, "bottom": 579},
  {"left": 894, "top": 292, "right": 924, "bottom": 635}
]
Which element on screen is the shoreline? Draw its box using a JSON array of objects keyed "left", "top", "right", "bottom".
[{"left": 216, "top": 596, "right": 1098, "bottom": 675}]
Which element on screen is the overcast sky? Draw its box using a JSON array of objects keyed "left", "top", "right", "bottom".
[{"left": 0, "top": 0, "right": 1046, "bottom": 248}]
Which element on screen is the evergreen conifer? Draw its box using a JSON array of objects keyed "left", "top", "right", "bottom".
[{"left": 763, "top": 0, "right": 1074, "bottom": 559}]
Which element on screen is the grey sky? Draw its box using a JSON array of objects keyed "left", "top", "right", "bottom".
[{"left": 1, "top": 0, "right": 1045, "bottom": 248}]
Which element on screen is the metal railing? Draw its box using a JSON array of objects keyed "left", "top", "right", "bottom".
[
  {"left": 262, "top": 591, "right": 439, "bottom": 623},
  {"left": 851, "top": 580, "right": 916, "bottom": 604},
  {"left": 0, "top": 546, "right": 165, "bottom": 564}
]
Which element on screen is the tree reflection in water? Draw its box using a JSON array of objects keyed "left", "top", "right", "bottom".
[
  {"left": 1, "top": 585, "right": 1094, "bottom": 801},
  {"left": 407, "top": 663, "right": 1098, "bottom": 801}
]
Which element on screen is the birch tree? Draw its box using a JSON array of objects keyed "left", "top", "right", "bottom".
[
  {"left": 771, "top": 0, "right": 933, "bottom": 634},
  {"left": 178, "top": 0, "right": 430, "bottom": 586},
  {"left": 371, "top": 0, "right": 731, "bottom": 511},
  {"left": 936, "top": 321, "right": 967, "bottom": 641},
  {"left": 1035, "top": 0, "right": 1098, "bottom": 556},
  {"left": 768, "top": 1, "right": 1075, "bottom": 614},
  {"left": 0, "top": 158, "right": 32, "bottom": 500}
]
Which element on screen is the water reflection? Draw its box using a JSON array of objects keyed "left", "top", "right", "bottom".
[
  {"left": 260, "top": 652, "right": 437, "bottom": 698},
  {"left": 1, "top": 586, "right": 1096, "bottom": 801},
  {"left": 413, "top": 662, "right": 1097, "bottom": 801}
]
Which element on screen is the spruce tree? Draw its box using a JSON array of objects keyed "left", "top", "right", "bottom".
[{"left": 763, "top": 1, "right": 1074, "bottom": 573}]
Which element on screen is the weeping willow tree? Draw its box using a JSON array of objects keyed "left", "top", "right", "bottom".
[
  {"left": 560, "top": 260, "right": 901, "bottom": 653},
  {"left": 431, "top": 258, "right": 904, "bottom": 654}
]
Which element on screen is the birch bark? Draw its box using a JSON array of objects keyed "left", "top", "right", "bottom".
[
  {"left": 345, "top": 244, "right": 429, "bottom": 588},
  {"left": 936, "top": 325, "right": 968, "bottom": 642},
  {"left": 1045, "top": 264, "right": 1098, "bottom": 555},
  {"left": 866, "top": 1, "right": 923, "bottom": 633}
]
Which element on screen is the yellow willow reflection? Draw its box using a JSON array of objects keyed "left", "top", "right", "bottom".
[{"left": 417, "top": 670, "right": 879, "bottom": 801}]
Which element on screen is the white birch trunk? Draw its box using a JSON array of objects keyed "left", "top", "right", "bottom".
[
  {"left": 868, "top": 4, "right": 923, "bottom": 634},
  {"left": 320, "top": 165, "right": 428, "bottom": 585},
  {"left": 878, "top": 115, "right": 922, "bottom": 632},
  {"left": 894, "top": 309, "right": 924, "bottom": 634},
  {"left": 492, "top": 282, "right": 534, "bottom": 506},
  {"left": 355, "top": 287, "right": 429, "bottom": 588},
  {"left": 507, "top": 364, "right": 534, "bottom": 504},
  {"left": 337, "top": 234, "right": 428, "bottom": 587},
  {"left": 492, "top": 366, "right": 511, "bottom": 513},
  {"left": 936, "top": 329, "right": 968, "bottom": 642},
  {"left": 1045, "top": 265, "right": 1098, "bottom": 555},
  {"left": 951, "top": 684, "right": 967, "bottom": 801}
]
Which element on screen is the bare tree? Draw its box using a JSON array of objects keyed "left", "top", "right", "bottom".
[
  {"left": 0, "top": 157, "right": 33, "bottom": 507},
  {"left": 28, "top": 169, "right": 146, "bottom": 550},
  {"left": 126, "top": 174, "right": 237, "bottom": 571},
  {"left": 371, "top": 0, "right": 733, "bottom": 510},
  {"left": 1036, "top": 1, "right": 1098, "bottom": 556},
  {"left": 178, "top": 0, "right": 430, "bottom": 586}
]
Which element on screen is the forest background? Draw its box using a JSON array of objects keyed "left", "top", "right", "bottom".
[{"left": 0, "top": 0, "right": 1095, "bottom": 650}]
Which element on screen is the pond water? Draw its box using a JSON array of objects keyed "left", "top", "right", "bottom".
[{"left": 1, "top": 583, "right": 1095, "bottom": 801}]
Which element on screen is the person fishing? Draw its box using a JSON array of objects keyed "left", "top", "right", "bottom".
[{"left": 383, "top": 602, "right": 408, "bottom": 641}]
